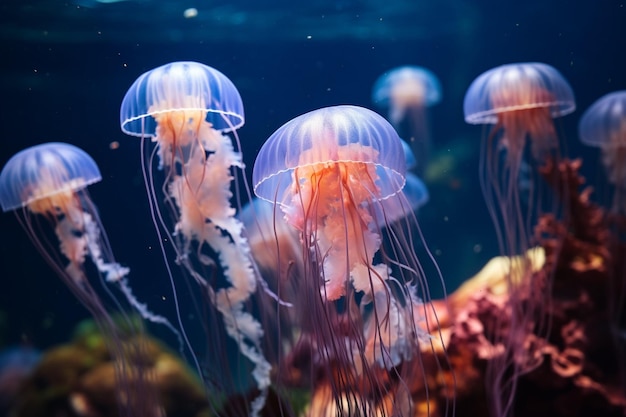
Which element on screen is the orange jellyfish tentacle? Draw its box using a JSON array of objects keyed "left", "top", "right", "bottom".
[{"left": 287, "top": 142, "right": 427, "bottom": 373}]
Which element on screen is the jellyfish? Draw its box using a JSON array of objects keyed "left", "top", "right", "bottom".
[
  {"left": 579, "top": 90, "right": 626, "bottom": 389},
  {"left": 0, "top": 142, "right": 167, "bottom": 417},
  {"left": 463, "top": 62, "right": 575, "bottom": 417},
  {"left": 119, "top": 61, "right": 271, "bottom": 415},
  {"left": 579, "top": 90, "right": 626, "bottom": 214},
  {"left": 253, "top": 105, "right": 449, "bottom": 416},
  {"left": 372, "top": 66, "right": 442, "bottom": 176}
]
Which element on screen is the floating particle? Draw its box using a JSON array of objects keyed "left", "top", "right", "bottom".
[{"left": 183, "top": 8, "right": 198, "bottom": 18}]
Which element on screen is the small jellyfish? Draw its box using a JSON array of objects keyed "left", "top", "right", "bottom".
[
  {"left": 0, "top": 142, "right": 164, "bottom": 417},
  {"left": 463, "top": 62, "right": 575, "bottom": 417},
  {"left": 253, "top": 105, "right": 448, "bottom": 415},
  {"left": 120, "top": 61, "right": 271, "bottom": 415},
  {"left": 579, "top": 90, "right": 626, "bottom": 213},
  {"left": 372, "top": 66, "right": 442, "bottom": 175}
]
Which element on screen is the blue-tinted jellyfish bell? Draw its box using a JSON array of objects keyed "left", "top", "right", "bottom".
[
  {"left": 372, "top": 66, "right": 442, "bottom": 128},
  {"left": 463, "top": 62, "right": 575, "bottom": 417},
  {"left": 0, "top": 143, "right": 128, "bottom": 295},
  {"left": 0, "top": 142, "right": 162, "bottom": 416},
  {"left": 579, "top": 90, "right": 626, "bottom": 213},
  {"left": 377, "top": 172, "right": 429, "bottom": 225},
  {"left": 377, "top": 138, "right": 429, "bottom": 224},
  {"left": 253, "top": 105, "right": 442, "bottom": 416},
  {"left": 120, "top": 61, "right": 271, "bottom": 414},
  {"left": 372, "top": 66, "right": 442, "bottom": 175}
]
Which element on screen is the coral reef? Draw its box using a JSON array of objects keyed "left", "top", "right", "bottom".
[
  {"left": 427, "top": 158, "right": 626, "bottom": 416},
  {"left": 10, "top": 320, "right": 209, "bottom": 417}
]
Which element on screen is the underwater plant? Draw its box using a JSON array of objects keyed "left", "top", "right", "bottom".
[
  {"left": 463, "top": 62, "right": 576, "bottom": 417},
  {"left": 10, "top": 318, "right": 210, "bottom": 417},
  {"left": 119, "top": 61, "right": 273, "bottom": 416},
  {"left": 252, "top": 105, "right": 451, "bottom": 416},
  {"left": 0, "top": 142, "right": 167, "bottom": 417},
  {"left": 372, "top": 66, "right": 442, "bottom": 176}
]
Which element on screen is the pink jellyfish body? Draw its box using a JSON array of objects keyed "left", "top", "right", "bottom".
[
  {"left": 120, "top": 61, "right": 271, "bottom": 415},
  {"left": 253, "top": 105, "right": 449, "bottom": 416},
  {"left": 464, "top": 62, "right": 575, "bottom": 417}
]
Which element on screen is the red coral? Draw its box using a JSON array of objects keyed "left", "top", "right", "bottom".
[{"left": 436, "top": 158, "right": 626, "bottom": 417}]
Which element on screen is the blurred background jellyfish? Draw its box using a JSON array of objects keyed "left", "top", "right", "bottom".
[
  {"left": 579, "top": 90, "right": 626, "bottom": 214},
  {"left": 372, "top": 66, "right": 442, "bottom": 176},
  {"left": 253, "top": 105, "right": 450, "bottom": 416},
  {"left": 372, "top": 139, "right": 429, "bottom": 229},
  {"left": 0, "top": 142, "right": 163, "bottom": 417},
  {"left": 463, "top": 62, "right": 575, "bottom": 417},
  {"left": 120, "top": 61, "right": 272, "bottom": 415},
  {"left": 579, "top": 90, "right": 626, "bottom": 387},
  {"left": 239, "top": 197, "right": 302, "bottom": 319}
]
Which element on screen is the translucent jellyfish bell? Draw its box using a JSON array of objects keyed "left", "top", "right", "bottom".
[
  {"left": 120, "top": 61, "right": 244, "bottom": 136},
  {"left": 579, "top": 90, "right": 626, "bottom": 148},
  {"left": 464, "top": 62, "right": 575, "bottom": 125},
  {"left": 0, "top": 142, "right": 100, "bottom": 213},
  {"left": 579, "top": 90, "right": 626, "bottom": 212},
  {"left": 253, "top": 104, "right": 406, "bottom": 206},
  {"left": 579, "top": 90, "right": 626, "bottom": 190}
]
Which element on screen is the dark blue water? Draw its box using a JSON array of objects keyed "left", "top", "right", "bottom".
[{"left": 0, "top": 0, "right": 624, "bottom": 352}]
